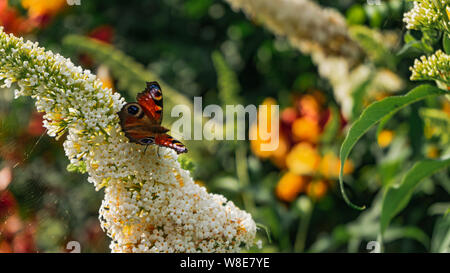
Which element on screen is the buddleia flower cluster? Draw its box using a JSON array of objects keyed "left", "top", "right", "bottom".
[
  {"left": 0, "top": 27, "right": 257, "bottom": 253},
  {"left": 224, "top": 0, "right": 363, "bottom": 62},
  {"left": 410, "top": 49, "right": 450, "bottom": 86},
  {"left": 403, "top": 0, "right": 450, "bottom": 33},
  {"left": 404, "top": 1, "right": 450, "bottom": 88},
  {"left": 223, "top": 0, "right": 404, "bottom": 118}
]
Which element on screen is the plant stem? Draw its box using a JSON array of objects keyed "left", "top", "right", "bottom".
[
  {"left": 294, "top": 201, "right": 314, "bottom": 252},
  {"left": 236, "top": 143, "right": 256, "bottom": 214}
]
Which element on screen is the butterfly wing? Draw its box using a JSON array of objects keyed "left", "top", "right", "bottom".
[
  {"left": 118, "top": 102, "right": 169, "bottom": 145},
  {"left": 155, "top": 133, "right": 188, "bottom": 154},
  {"left": 119, "top": 81, "right": 188, "bottom": 154},
  {"left": 136, "top": 81, "right": 163, "bottom": 125}
]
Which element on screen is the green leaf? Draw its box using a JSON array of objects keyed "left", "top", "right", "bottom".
[
  {"left": 381, "top": 158, "right": 450, "bottom": 234},
  {"left": 211, "top": 51, "right": 242, "bottom": 106},
  {"left": 431, "top": 211, "right": 450, "bottom": 252},
  {"left": 398, "top": 31, "right": 434, "bottom": 56},
  {"left": 384, "top": 226, "right": 430, "bottom": 249},
  {"left": 351, "top": 76, "right": 373, "bottom": 119},
  {"left": 184, "top": 0, "right": 213, "bottom": 19},
  {"left": 177, "top": 155, "right": 196, "bottom": 173},
  {"left": 256, "top": 223, "right": 272, "bottom": 244},
  {"left": 320, "top": 105, "right": 340, "bottom": 144},
  {"left": 404, "top": 31, "right": 416, "bottom": 44},
  {"left": 346, "top": 5, "right": 366, "bottom": 25},
  {"left": 421, "top": 108, "right": 450, "bottom": 145},
  {"left": 376, "top": 111, "right": 395, "bottom": 141},
  {"left": 339, "top": 84, "right": 447, "bottom": 210},
  {"left": 66, "top": 161, "right": 87, "bottom": 174},
  {"left": 211, "top": 176, "right": 241, "bottom": 193},
  {"left": 364, "top": 3, "right": 387, "bottom": 28},
  {"left": 443, "top": 34, "right": 450, "bottom": 54},
  {"left": 349, "top": 25, "right": 396, "bottom": 69}
]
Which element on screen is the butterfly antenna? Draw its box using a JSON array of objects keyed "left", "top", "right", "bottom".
[{"left": 157, "top": 146, "right": 161, "bottom": 158}]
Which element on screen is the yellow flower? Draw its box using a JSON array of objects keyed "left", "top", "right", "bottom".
[
  {"left": 306, "top": 180, "right": 328, "bottom": 200},
  {"left": 377, "top": 130, "right": 394, "bottom": 148},
  {"left": 275, "top": 172, "right": 306, "bottom": 202},
  {"left": 21, "top": 0, "right": 66, "bottom": 18},
  {"left": 292, "top": 117, "right": 320, "bottom": 143},
  {"left": 426, "top": 145, "right": 439, "bottom": 159},
  {"left": 318, "top": 152, "right": 353, "bottom": 179},
  {"left": 286, "top": 142, "right": 320, "bottom": 175}
]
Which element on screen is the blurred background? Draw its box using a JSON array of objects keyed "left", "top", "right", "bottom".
[{"left": 0, "top": 0, "right": 449, "bottom": 253}]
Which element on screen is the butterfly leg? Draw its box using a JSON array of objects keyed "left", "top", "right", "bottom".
[
  {"left": 144, "top": 144, "right": 149, "bottom": 154},
  {"left": 157, "top": 146, "right": 161, "bottom": 158}
]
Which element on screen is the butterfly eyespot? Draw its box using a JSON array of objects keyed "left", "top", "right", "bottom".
[
  {"left": 147, "top": 82, "right": 160, "bottom": 90},
  {"left": 140, "top": 137, "right": 154, "bottom": 144},
  {"left": 127, "top": 105, "right": 140, "bottom": 116}
]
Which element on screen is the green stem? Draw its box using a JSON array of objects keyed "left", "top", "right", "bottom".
[
  {"left": 294, "top": 201, "right": 314, "bottom": 252},
  {"left": 339, "top": 173, "right": 366, "bottom": 211},
  {"left": 236, "top": 143, "right": 255, "bottom": 214},
  {"left": 377, "top": 233, "right": 384, "bottom": 253}
]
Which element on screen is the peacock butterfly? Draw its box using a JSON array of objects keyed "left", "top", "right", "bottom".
[{"left": 118, "top": 81, "right": 187, "bottom": 154}]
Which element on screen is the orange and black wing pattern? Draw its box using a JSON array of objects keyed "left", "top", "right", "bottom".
[
  {"left": 136, "top": 81, "right": 164, "bottom": 125},
  {"left": 155, "top": 134, "right": 187, "bottom": 154},
  {"left": 118, "top": 81, "right": 187, "bottom": 154}
]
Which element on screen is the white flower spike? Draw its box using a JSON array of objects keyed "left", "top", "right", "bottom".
[{"left": 0, "top": 27, "right": 257, "bottom": 253}]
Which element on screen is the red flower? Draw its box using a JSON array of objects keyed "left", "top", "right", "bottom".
[
  {"left": 0, "top": 191, "right": 17, "bottom": 220},
  {"left": 89, "top": 25, "right": 115, "bottom": 44},
  {"left": 27, "top": 112, "right": 46, "bottom": 137}
]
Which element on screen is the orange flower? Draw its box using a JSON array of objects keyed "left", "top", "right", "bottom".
[
  {"left": 275, "top": 172, "right": 306, "bottom": 202},
  {"left": 281, "top": 107, "right": 298, "bottom": 126},
  {"left": 443, "top": 99, "right": 450, "bottom": 116},
  {"left": 318, "top": 152, "right": 353, "bottom": 179},
  {"left": 297, "top": 94, "right": 320, "bottom": 121},
  {"left": 260, "top": 97, "right": 277, "bottom": 128},
  {"left": 377, "top": 130, "right": 394, "bottom": 148},
  {"left": 306, "top": 180, "right": 328, "bottom": 200},
  {"left": 286, "top": 142, "right": 320, "bottom": 175},
  {"left": 292, "top": 117, "right": 320, "bottom": 143},
  {"left": 270, "top": 134, "right": 290, "bottom": 169},
  {"left": 21, "top": 0, "right": 66, "bottom": 18},
  {"left": 250, "top": 124, "right": 272, "bottom": 158},
  {"left": 250, "top": 98, "right": 278, "bottom": 158},
  {"left": 0, "top": 0, "right": 33, "bottom": 35}
]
